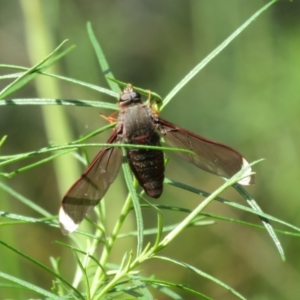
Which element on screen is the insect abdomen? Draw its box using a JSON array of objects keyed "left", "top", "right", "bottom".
[{"left": 127, "top": 132, "right": 164, "bottom": 198}]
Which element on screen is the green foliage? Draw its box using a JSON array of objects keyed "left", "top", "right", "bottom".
[{"left": 0, "top": 0, "right": 299, "bottom": 299}]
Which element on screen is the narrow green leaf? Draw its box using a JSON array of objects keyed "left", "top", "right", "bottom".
[
  {"left": 165, "top": 178, "right": 300, "bottom": 234},
  {"left": 154, "top": 256, "right": 246, "bottom": 300},
  {"left": 0, "top": 182, "right": 51, "bottom": 217},
  {"left": 161, "top": 0, "right": 278, "bottom": 110},
  {"left": 131, "top": 277, "right": 154, "bottom": 300},
  {"left": 159, "top": 164, "right": 253, "bottom": 249},
  {"left": 0, "top": 271, "right": 62, "bottom": 300},
  {"left": 141, "top": 277, "right": 211, "bottom": 299},
  {"left": 4, "top": 149, "right": 75, "bottom": 177},
  {"left": 122, "top": 150, "right": 144, "bottom": 256},
  {"left": 0, "top": 40, "right": 69, "bottom": 99},
  {"left": 0, "top": 135, "right": 7, "bottom": 147},
  {"left": 56, "top": 241, "right": 105, "bottom": 271},
  {"left": 0, "top": 65, "right": 118, "bottom": 99},
  {"left": 142, "top": 198, "right": 164, "bottom": 248},
  {"left": 233, "top": 183, "right": 285, "bottom": 261},
  {"left": 87, "top": 22, "right": 120, "bottom": 93},
  {"left": 73, "top": 251, "right": 91, "bottom": 300},
  {"left": 0, "top": 211, "right": 57, "bottom": 228},
  {"left": 0, "top": 142, "right": 194, "bottom": 176},
  {"left": 0, "top": 240, "right": 84, "bottom": 300},
  {"left": 0, "top": 98, "right": 117, "bottom": 110}
]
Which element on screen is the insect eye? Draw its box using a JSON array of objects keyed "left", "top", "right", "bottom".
[
  {"left": 131, "top": 92, "right": 141, "bottom": 101},
  {"left": 120, "top": 91, "right": 141, "bottom": 103}
]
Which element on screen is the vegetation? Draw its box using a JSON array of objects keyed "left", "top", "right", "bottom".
[{"left": 0, "top": 1, "right": 299, "bottom": 299}]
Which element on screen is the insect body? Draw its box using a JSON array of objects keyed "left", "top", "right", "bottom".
[
  {"left": 120, "top": 92, "right": 164, "bottom": 198},
  {"left": 59, "top": 86, "right": 254, "bottom": 234}
]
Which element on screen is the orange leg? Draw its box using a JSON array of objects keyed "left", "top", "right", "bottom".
[{"left": 100, "top": 109, "right": 119, "bottom": 123}]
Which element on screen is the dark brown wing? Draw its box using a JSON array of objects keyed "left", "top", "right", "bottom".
[
  {"left": 157, "top": 118, "right": 254, "bottom": 185},
  {"left": 59, "top": 132, "right": 122, "bottom": 234}
]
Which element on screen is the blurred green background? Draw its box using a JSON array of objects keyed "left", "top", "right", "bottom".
[{"left": 1, "top": 0, "right": 300, "bottom": 299}]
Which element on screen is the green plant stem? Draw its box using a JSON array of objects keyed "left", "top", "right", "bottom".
[
  {"left": 72, "top": 228, "right": 103, "bottom": 289},
  {"left": 20, "top": 0, "right": 81, "bottom": 198},
  {"left": 90, "top": 192, "right": 133, "bottom": 296},
  {"left": 158, "top": 171, "right": 252, "bottom": 249},
  {"left": 94, "top": 170, "right": 252, "bottom": 299}
]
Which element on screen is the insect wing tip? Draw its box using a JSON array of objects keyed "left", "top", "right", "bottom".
[
  {"left": 237, "top": 158, "right": 255, "bottom": 185},
  {"left": 59, "top": 206, "right": 79, "bottom": 235}
]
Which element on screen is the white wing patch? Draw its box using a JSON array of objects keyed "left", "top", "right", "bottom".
[
  {"left": 59, "top": 207, "right": 79, "bottom": 235},
  {"left": 238, "top": 158, "right": 254, "bottom": 185}
]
